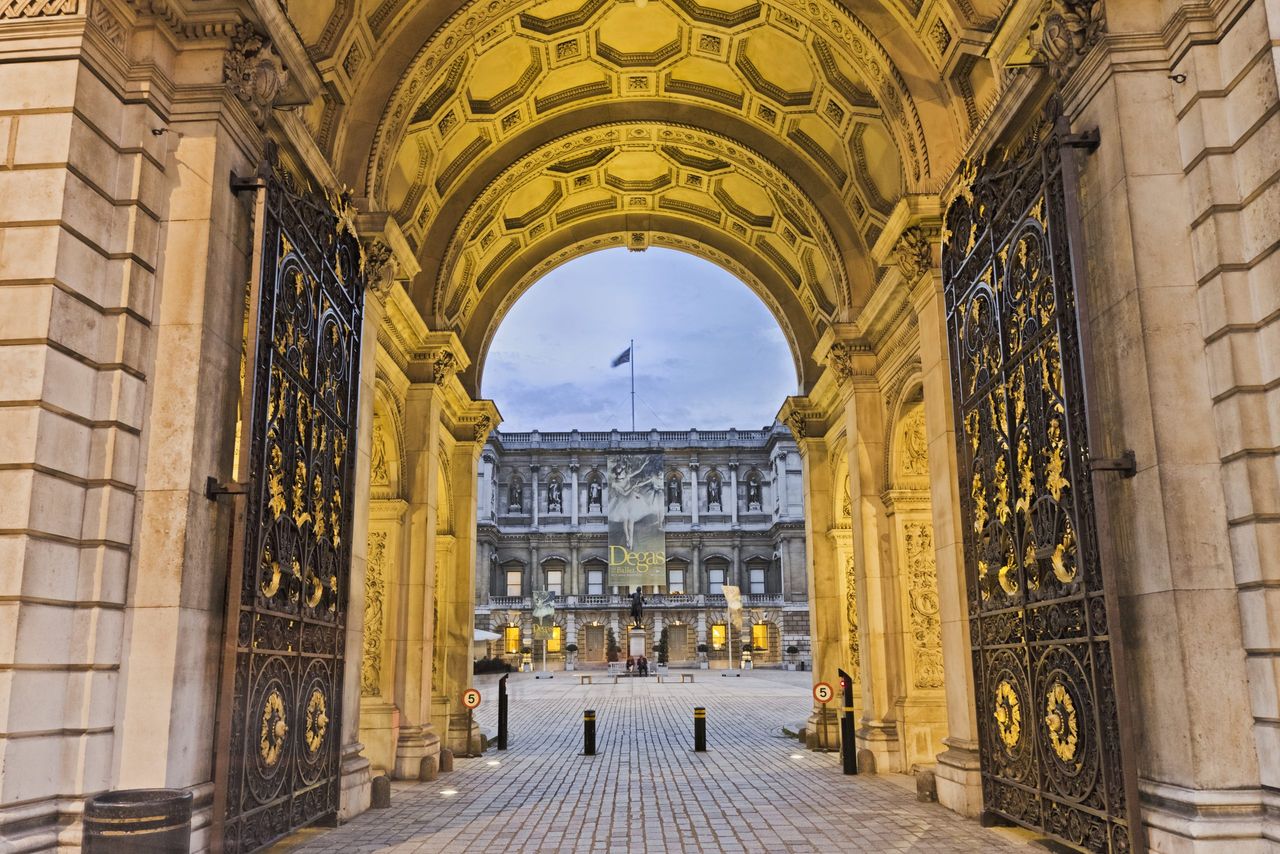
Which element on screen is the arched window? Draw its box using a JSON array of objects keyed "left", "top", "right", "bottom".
[
  {"left": 542, "top": 558, "right": 565, "bottom": 596},
  {"left": 498, "top": 560, "right": 525, "bottom": 597}
]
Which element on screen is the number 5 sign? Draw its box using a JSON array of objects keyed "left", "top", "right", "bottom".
[
  {"left": 462, "top": 688, "right": 482, "bottom": 709},
  {"left": 813, "top": 682, "right": 834, "bottom": 704}
]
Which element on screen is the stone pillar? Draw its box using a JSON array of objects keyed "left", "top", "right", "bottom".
[
  {"left": 690, "top": 461, "right": 700, "bottom": 527},
  {"left": 530, "top": 464, "right": 540, "bottom": 529},
  {"left": 570, "top": 462, "right": 580, "bottom": 526},
  {"left": 910, "top": 272, "right": 981, "bottom": 814},
  {"left": 691, "top": 539, "right": 703, "bottom": 595},
  {"left": 729, "top": 461, "right": 739, "bottom": 526},
  {"left": 569, "top": 540, "right": 580, "bottom": 596},
  {"left": 529, "top": 542, "right": 539, "bottom": 597}
]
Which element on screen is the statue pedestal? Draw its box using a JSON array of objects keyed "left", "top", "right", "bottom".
[{"left": 628, "top": 628, "right": 646, "bottom": 658}]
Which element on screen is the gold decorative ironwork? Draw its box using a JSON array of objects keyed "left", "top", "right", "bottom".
[
  {"left": 259, "top": 690, "right": 288, "bottom": 766},
  {"left": 1045, "top": 681, "right": 1079, "bottom": 762},
  {"left": 993, "top": 680, "right": 1021, "bottom": 749},
  {"left": 304, "top": 689, "right": 329, "bottom": 754}
]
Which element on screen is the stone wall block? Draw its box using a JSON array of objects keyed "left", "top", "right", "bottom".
[{"left": 0, "top": 58, "right": 77, "bottom": 111}]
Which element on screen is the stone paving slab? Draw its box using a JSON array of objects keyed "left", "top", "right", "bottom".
[{"left": 279, "top": 670, "right": 1026, "bottom": 853}]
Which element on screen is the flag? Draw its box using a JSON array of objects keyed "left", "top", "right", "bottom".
[{"left": 611, "top": 346, "right": 631, "bottom": 367}]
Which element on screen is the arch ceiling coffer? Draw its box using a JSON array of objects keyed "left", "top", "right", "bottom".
[
  {"left": 369, "top": 0, "right": 931, "bottom": 255},
  {"left": 436, "top": 122, "right": 847, "bottom": 340}
]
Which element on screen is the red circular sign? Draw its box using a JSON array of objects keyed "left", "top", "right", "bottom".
[
  {"left": 813, "top": 682, "right": 834, "bottom": 704},
  {"left": 462, "top": 688, "right": 482, "bottom": 709}
]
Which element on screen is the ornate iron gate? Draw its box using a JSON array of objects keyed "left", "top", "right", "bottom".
[
  {"left": 942, "top": 110, "right": 1136, "bottom": 852},
  {"left": 215, "top": 152, "right": 367, "bottom": 852}
]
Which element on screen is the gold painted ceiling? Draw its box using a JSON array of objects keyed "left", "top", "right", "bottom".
[{"left": 291, "top": 0, "right": 1006, "bottom": 389}]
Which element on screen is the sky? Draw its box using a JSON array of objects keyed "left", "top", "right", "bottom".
[{"left": 481, "top": 247, "right": 796, "bottom": 432}]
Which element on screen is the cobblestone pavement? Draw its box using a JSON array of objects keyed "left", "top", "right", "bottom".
[{"left": 282, "top": 670, "right": 1026, "bottom": 853}]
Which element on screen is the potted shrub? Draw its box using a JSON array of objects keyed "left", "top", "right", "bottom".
[
  {"left": 697, "top": 643, "right": 709, "bottom": 670},
  {"left": 520, "top": 645, "right": 533, "bottom": 672},
  {"left": 606, "top": 628, "right": 620, "bottom": 663},
  {"left": 785, "top": 645, "right": 800, "bottom": 671},
  {"left": 655, "top": 627, "right": 669, "bottom": 675},
  {"left": 565, "top": 642, "right": 579, "bottom": 672}
]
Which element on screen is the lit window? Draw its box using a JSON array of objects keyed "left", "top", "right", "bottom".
[
  {"left": 711, "top": 624, "right": 726, "bottom": 651},
  {"left": 548, "top": 626, "right": 562, "bottom": 653},
  {"left": 587, "top": 568, "right": 604, "bottom": 595},
  {"left": 750, "top": 567, "right": 766, "bottom": 594},
  {"left": 506, "top": 569, "right": 522, "bottom": 597},
  {"left": 752, "top": 623, "right": 769, "bottom": 651},
  {"left": 708, "top": 567, "right": 725, "bottom": 594},
  {"left": 504, "top": 626, "right": 521, "bottom": 654},
  {"left": 668, "top": 567, "right": 685, "bottom": 593},
  {"left": 546, "top": 569, "right": 563, "bottom": 595}
]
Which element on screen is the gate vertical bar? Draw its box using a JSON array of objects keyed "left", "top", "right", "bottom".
[{"left": 212, "top": 168, "right": 270, "bottom": 854}]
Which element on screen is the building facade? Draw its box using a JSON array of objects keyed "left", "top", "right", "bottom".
[{"left": 474, "top": 427, "right": 810, "bottom": 668}]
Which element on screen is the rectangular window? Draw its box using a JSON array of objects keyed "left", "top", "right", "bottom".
[
  {"left": 752, "top": 623, "right": 769, "bottom": 651},
  {"left": 506, "top": 569, "right": 522, "bottom": 597},
  {"left": 750, "top": 567, "right": 766, "bottom": 595},
  {"left": 548, "top": 626, "right": 562, "bottom": 653},
  {"left": 504, "top": 625, "right": 521, "bottom": 654},
  {"left": 587, "top": 569, "right": 604, "bottom": 595},
  {"left": 711, "top": 624, "right": 727, "bottom": 651},
  {"left": 668, "top": 568, "right": 685, "bottom": 593},
  {"left": 708, "top": 567, "right": 725, "bottom": 595},
  {"left": 546, "top": 569, "right": 563, "bottom": 595}
]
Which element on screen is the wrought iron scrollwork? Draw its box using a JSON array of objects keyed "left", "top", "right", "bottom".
[
  {"left": 943, "top": 105, "right": 1133, "bottom": 853},
  {"left": 222, "top": 149, "right": 367, "bottom": 852}
]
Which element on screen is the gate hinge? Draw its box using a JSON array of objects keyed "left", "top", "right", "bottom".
[
  {"left": 1061, "top": 129, "right": 1101, "bottom": 153},
  {"left": 229, "top": 172, "right": 267, "bottom": 194},
  {"left": 1088, "top": 449, "right": 1137, "bottom": 478},
  {"left": 205, "top": 476, "right": 249, "bottom": 500}
]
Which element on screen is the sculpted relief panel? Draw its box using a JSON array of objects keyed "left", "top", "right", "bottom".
[
  {"left": 903, "top": 520, "right": 943, "bottom": 689},
  {"left": 362, "top": 532, "right": 389, "bottom": 696}
]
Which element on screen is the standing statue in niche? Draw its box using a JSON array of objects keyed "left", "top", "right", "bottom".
[
  {"left": 707, "top": 475, "right": 722, "bottom": 510},
  {"left": 547, "top": 479, "right": 563, "bottom": 513},
  {"left": 508, "top": 479, "right": 523, "bottom": 512},
  {"left": 587, "top": 478, "right": 603, "bottom": 512},
  {"left": 629, "top": 589, "right": 645, "bottom": 627},
  {"left": 747, "top": 477, "right": 762, "bottom": 510},
  {"left": 666, "top": 476, "right": 682, "bottom": 511}
]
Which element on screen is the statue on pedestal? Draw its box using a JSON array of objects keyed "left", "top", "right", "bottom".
[{"left": 629, "top": 589, "right": 645, "bottom": 627}]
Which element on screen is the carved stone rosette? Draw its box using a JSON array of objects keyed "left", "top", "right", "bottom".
[
  {"left": 1037, "top": 0, "right": 1105, "bottom": 84},
  {"left": 895, "top": 226, "right": 934, "bottom": 282},
  {"left": 223, "top": 27, "right": 288, "bottom": 127}
]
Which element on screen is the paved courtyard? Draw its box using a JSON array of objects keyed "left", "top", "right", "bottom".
[{"left": 280, "top": 670, "right": 1027, "bottom": 853}]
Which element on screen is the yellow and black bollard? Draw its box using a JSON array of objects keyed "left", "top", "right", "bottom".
[
  {"left": 583, "top": 709, "right": 596, "bottom": 756},
  {"left": 693, "top": 707, "right": 707, "bottom": 752}
]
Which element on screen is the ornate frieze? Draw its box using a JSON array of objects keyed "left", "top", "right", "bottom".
[
  {"left": 1, "top": 0, "right": 76, "bottom": 17},
  {"left": 361, "top": 532, "right": 388, "bottom": 696}
]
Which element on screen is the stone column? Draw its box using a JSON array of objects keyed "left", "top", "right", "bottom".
[
  {"left": 691, "top": 539, "right": 703, "bottom": 595},
  {"left": 569, "top": 540, "right": 580, "bottom": 596},
  {"left": 729, "top": 461, "right": 739, "bottom": 526},
  {"left": 528, "top": 542, "right": 539, "bottom": 598}
]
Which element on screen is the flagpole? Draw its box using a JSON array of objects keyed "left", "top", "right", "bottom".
[{"left": 630, "top": 338, "right": 635, "bottom": 432}]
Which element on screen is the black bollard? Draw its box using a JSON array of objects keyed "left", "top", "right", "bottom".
[
  {"left": 693, "top": 707, "right": 706, "bottom": 752},
  {"left": 837, "top": 668, "right": 859, "bottom": 775},
  {"left": 583, "top": 709, "right": 596, "bottom": 756},
  {"left": 498, "top": 673, "right": 509, "bottom": 750}
]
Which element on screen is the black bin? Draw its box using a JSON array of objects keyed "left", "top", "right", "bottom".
[{"left": 84, "top": 788, "right": 192, "bottom": 853}]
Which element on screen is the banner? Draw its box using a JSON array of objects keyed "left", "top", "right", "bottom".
[
  {"left": 723, "top": 584, "right": 743, "bottom": 630},
  {"left": 607, "top": 453, "right": 666, "bottom": 588},
  {"left": 531, "top": 590, "right": 555, "bottom": 639}
]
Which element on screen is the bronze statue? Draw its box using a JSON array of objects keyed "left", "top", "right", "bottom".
[{"left": 629, "top": 589, "right": 644, "bottom": 626}]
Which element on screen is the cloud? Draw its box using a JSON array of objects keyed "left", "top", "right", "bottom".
[{"left": 483, "top": 248, "right": 795, "bottom": 431}]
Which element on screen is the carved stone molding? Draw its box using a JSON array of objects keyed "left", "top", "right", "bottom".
[
  {"left": 1037, "top": 0, "right": 1105, "bottom": 83},
  {"left": 224, "top": 27, "right": 288, "bottom": 127},
  {"left": 2, "top": 0, "right": 77, "bottom": 17},
  {"left": 895, "top": 226, "right": 933, "bottom": 282},
  {"left": 473, "top": 414, "right": 494, "bottom": 444},
  {"left": 362, "top": 238, "right": 397, "bottom": 296}
]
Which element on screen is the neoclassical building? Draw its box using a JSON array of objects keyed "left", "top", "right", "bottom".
[
  {"left": 473, "top": 427, "right": 811, "bottom": 668},
  {"left": 1, "top": 0, "right": 1278, "bottom": 851}
]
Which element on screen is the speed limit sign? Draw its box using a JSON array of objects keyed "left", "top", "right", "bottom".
[
  {"left": 813, "top": 682, "right": 834, "bottom": 704},
  {"left": 462, "top": 688, "right": 482, "bottom": 709}
]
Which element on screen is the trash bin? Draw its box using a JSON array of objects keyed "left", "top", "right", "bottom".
[{"left": 84, "top": 788, "right": 192, "bottom": 853}]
